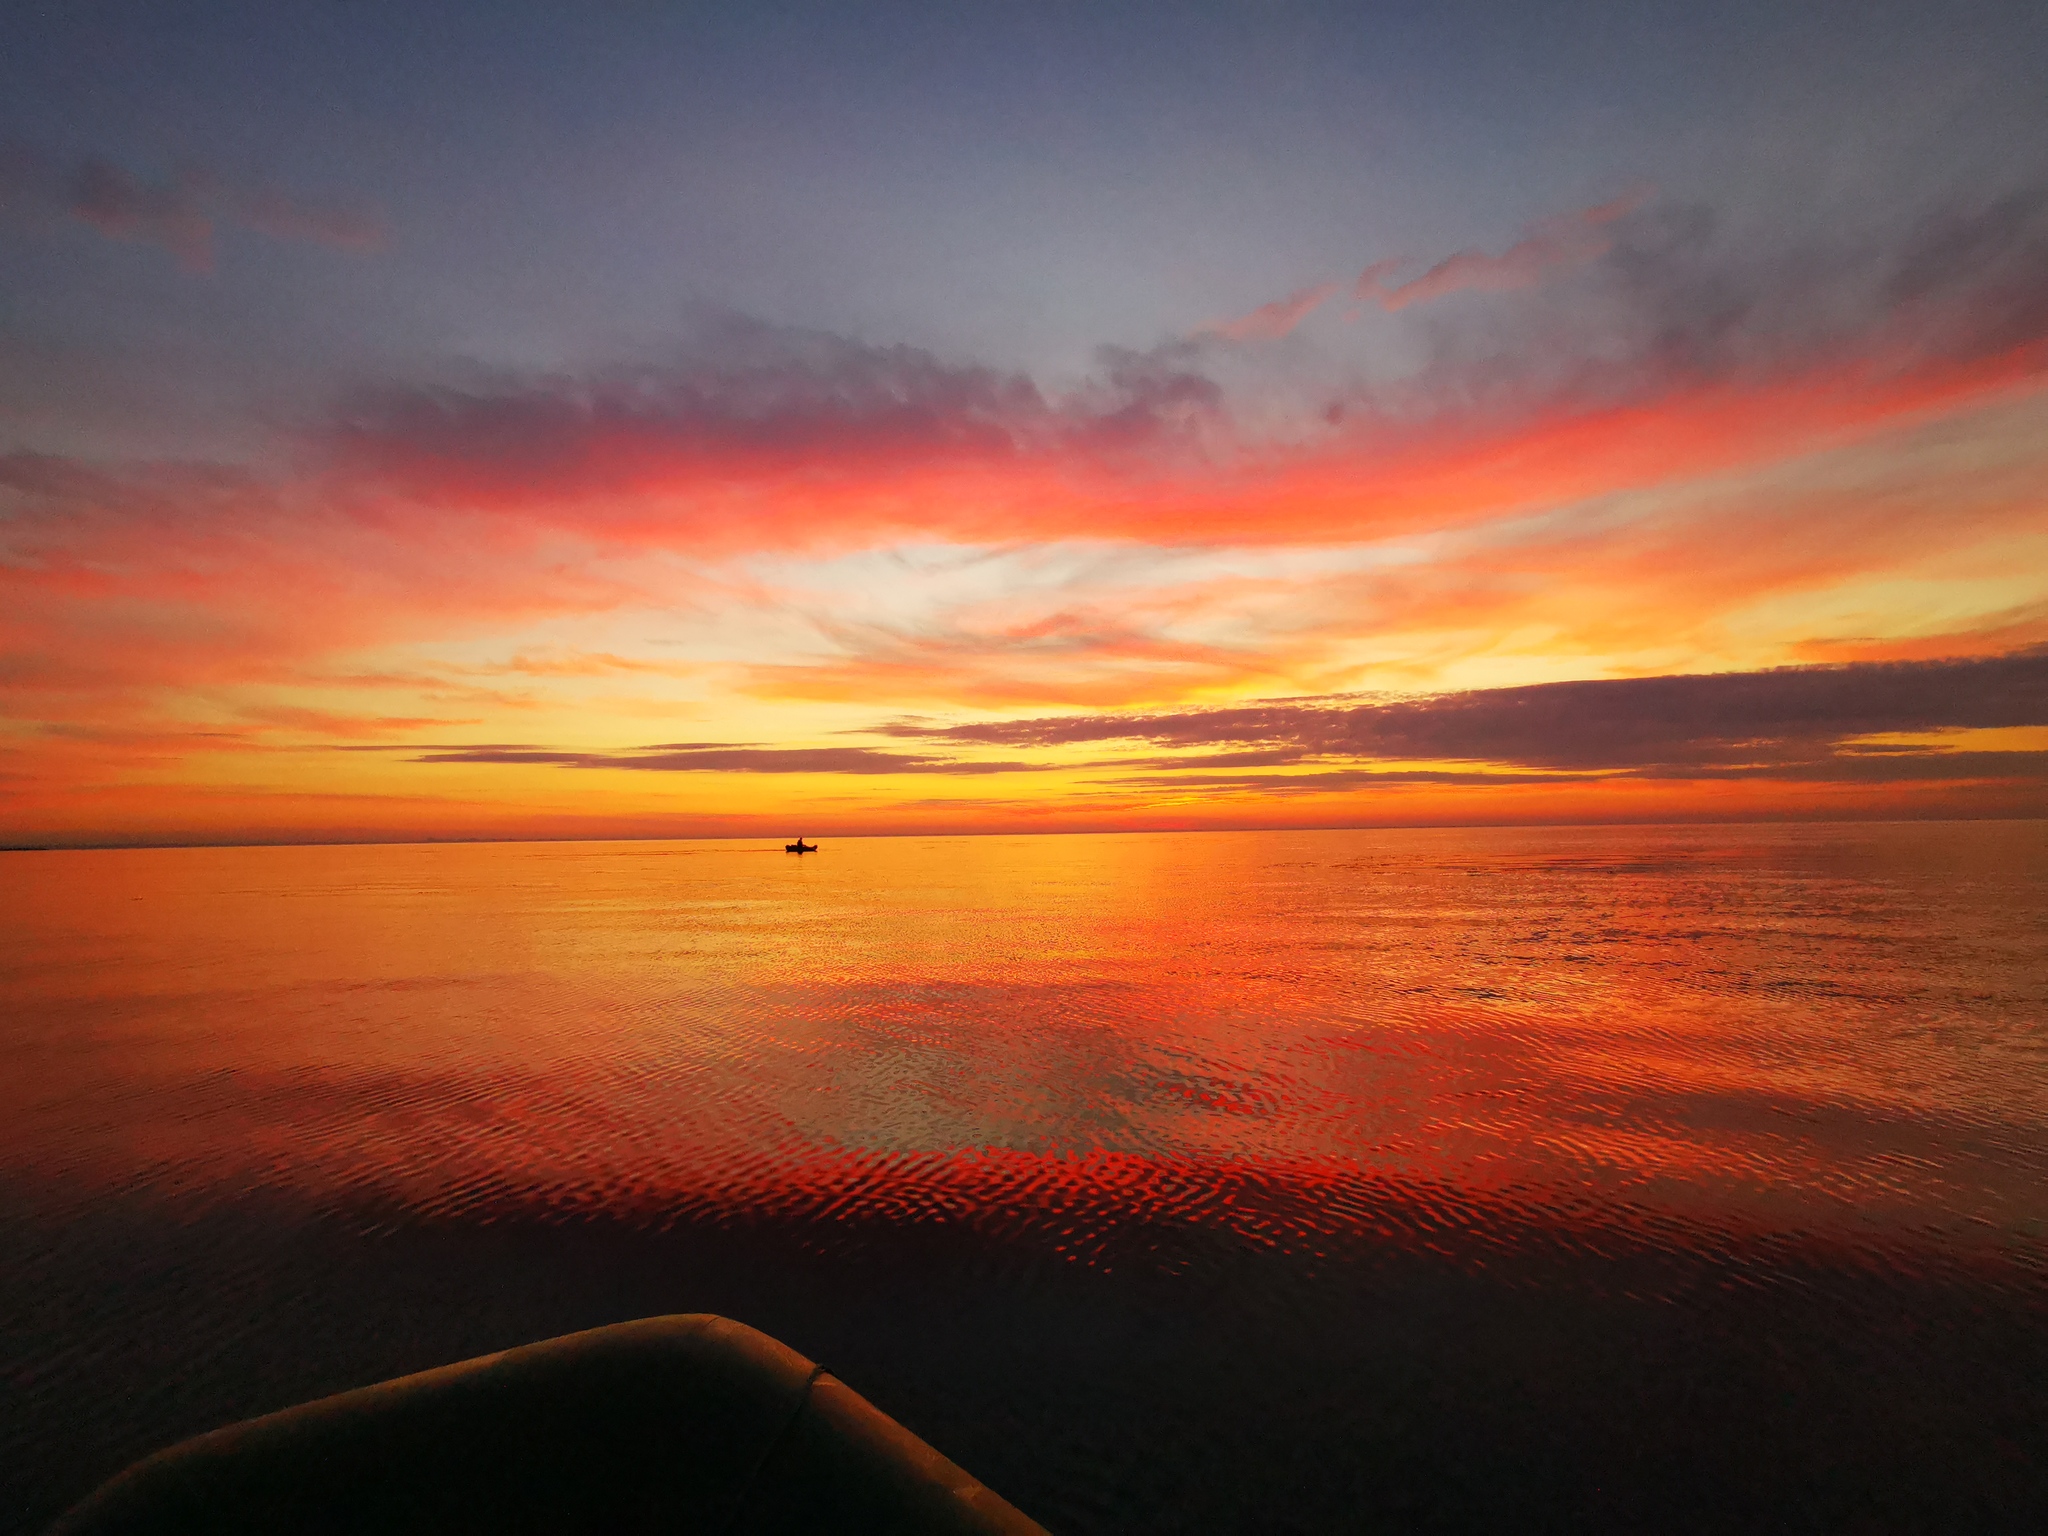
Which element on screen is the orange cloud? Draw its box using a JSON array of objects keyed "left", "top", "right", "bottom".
[
  {"left": 741, "top": 618, "right": 1290, "bottom": 709},
  {"left": 877, "top": 651, "right": 2048, "bottom": 770},
  {"left": 7, "top": 339, "right": 2042, "bottom": 716},
  {"left": 1786, "top": 600, "right": 2048, "bottom": 665},
  {"left": 313, "top": 339, "right": 2048, "bottom": 571},
  {"left": 9, "top": 187, "right": 2048, "bottom": 844},
  {"left": 233, "top": 705, "right": 479, "bottom": 739}
]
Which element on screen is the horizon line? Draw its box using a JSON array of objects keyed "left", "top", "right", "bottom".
[{"left": 6, "top": 809, "right": 2043, "bottom": 855}]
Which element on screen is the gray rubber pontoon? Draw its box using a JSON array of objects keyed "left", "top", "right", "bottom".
[{"left": 48, "top": 1314, "right": 1049, "bottom": 1534}]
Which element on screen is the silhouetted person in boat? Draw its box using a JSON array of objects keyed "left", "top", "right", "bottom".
[{"left": 785, "top": 839, "right": 816, "bottom": 853}]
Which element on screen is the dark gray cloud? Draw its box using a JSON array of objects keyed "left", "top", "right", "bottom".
[
  {"left": 394, "top": 651, "right": 2048, "bottom": 793},
  {"left": 1106, "top": 752, "right": 2048, "bottom": 798},
  {"left": 1107, "top": 768, "right": 1574, "bottom": 794},
  {"left": 1879, "top": 192, "right": 2048, "bottom": 361},
  {"left": 1332, "top": 185, "right": 2048, "bottom": 434},
  {"left": 337, "top": 318, "right": 1041, "bottom": 480},
  {"left": 879, "top": 649, "right": 2048, "bottom": 781},
  {"left": 1602, "top": 189, "right": 2048, "bottom": 373},
  {"left": 328, "top": 316, "right": 1233, "bottom": 510},
  {"left": 311, "top": 181, "right": 2048, "bottom": 529}
]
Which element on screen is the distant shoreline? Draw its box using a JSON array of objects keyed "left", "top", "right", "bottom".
[{"left": 5, "top": 812, "right": 2044, "bottom": 854}]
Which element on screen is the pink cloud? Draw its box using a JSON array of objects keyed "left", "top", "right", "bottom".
[
  {"left": 1207, "top": 280, "right": 1341, "bottom": 341},
  {"left": 1357, "top": 187, "right": 1652, "bottom": 312},
  {"left": 64, "top": 159, "right": 218, "bottom": 271},
  {"left": 230, "top": 184, "right": 386, "bottom": 253},
  {"left": 0, "top": 143, "right": 386, "bottom": 271}
]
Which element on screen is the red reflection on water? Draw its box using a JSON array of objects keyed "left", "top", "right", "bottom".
[{"left": 3, "top": 826, "right": 2045, "bottom": 1267}]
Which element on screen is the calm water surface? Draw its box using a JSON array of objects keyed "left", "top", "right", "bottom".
[{"left": 4, "top": 823, "right": 2046, "bottom": 1532}]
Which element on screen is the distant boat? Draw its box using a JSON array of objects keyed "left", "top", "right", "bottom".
[{"left": 785, "top": 839, "right": 817, "bottom": 853}]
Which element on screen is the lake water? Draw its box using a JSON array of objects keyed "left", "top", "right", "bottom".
[{"left": 4, "top": 823, "right": 2045, "bottom": 1532}]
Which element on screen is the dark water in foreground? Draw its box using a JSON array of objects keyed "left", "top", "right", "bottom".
[{"left": 3, "top": 823, "right": 2046, "bottom": 1533}]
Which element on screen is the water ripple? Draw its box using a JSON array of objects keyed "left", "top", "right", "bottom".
[{"left": 4, "top": 822, "right": 2046, "bottom": 1533}]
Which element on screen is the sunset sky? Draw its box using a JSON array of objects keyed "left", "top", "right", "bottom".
[{"left": 4, "top": 0, "right": 2047, "bottom": 845}]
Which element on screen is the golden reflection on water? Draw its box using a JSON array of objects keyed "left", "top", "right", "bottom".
[{"left": 4, "top": 823, "right": 2045, "bottom": 1264}]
